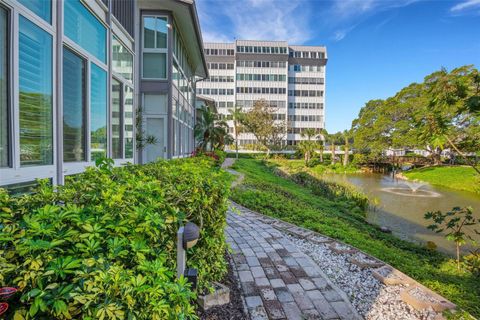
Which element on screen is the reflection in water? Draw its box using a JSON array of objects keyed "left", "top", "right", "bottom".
[{"left": 324, "top": 173, "right": 480, "bottom": 256}]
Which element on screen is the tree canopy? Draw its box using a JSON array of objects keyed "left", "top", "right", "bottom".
[{"left": 351, "top": 65, "right": 480, "bottom": 169}]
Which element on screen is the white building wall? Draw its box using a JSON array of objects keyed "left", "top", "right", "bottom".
[{"left": 197, "top": 40, "right": 327, "bottom": 147}]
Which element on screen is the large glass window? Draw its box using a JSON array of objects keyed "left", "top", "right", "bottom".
[
  {"left": 111, "top": 79, "right": 122, "bottom": 159},
  {"left": 112, "top": 36, "right": 133, "bottom": 82},
  {"left": 142, "top": 16, "right": 167, "bottom": 79},
  {"left": 124, "top": 86, "right": 134, "bottom": 159},
  {"left": 19, "top": 16, "right": 53, "bottom": 166},
  {"left": 18, "top": 0, "right": 51, "bottom": 24},
  {"left": 90, "top": 63, "right": 107, "bottom": 161},
  {"left": 63, "top": 47, "right": 86, "bottom": 162},
  {"left": 64, "top": 0, "right": 106, "bottom": 63},
  {"left": 143, "top": 52, "right": 166, "bottom": 78},
  {"left": 0, "top": 7, "right": 8, "bottom": 167}
]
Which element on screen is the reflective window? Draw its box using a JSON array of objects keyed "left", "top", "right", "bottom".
[
  {"left": 18, "top": 0, "right": 51, "bottom": 23},
  {"left": 19, "top": 16, "right": 53, "bottom": 166},
  {"left": 63, "top": 47, "right": 86, "bottom": 162},
  {"left": 90, "top": 63, "right": 107, "bottom": 161},
  {"left": 64, "top": 0, "right": 106, "bottom": 63},
  {"left": 142, "top": 16, "right": 167, "bottom": 79},
  {"left": 143, "top": 52, "right": 166, "bottom": 78},
  {"left": 0, "top": 7, "right": 8, "bottom": 167},
  {"left": 111, "top": 79, "right": 122, "bottom": 159},
  {"left": 112, "top": 36, "right": 133, "bottom": 81},
  {"left": 124, "top": 86, "right": 134, "bottom": 159}
]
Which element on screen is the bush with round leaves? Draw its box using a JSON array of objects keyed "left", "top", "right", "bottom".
[{"left": 0, "top": 157, "right": 231, "bottom": 319}]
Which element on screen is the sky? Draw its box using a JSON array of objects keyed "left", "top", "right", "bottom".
[{"left": 196, "top": 0, "right": 480, "bottom": 133}]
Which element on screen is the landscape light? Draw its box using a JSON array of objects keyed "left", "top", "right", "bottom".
[
  {"left": 177, "top": 222, "right": 200, "bottom": 279},
  {"left": 183, "top": 222, "right": 200, "bottom": 249}
]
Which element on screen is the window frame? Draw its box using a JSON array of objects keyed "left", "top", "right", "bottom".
[
  {"left": 62, "top": 45, "right": 88, "bottom": 163},
  {"left": 0, "top": 4, "right": 11, "bottom": 169},
  {"left": 110, "top": 76, "right": 134, "bottom": 162},
  {"left": 62, "top": 10, "right": 109, "bottom": 175},
  {"left": 111, "top": 34, "right": 134, "bottom": 86},
  {"left": 0, "top": 2, "right": 58, "bottom": 186},
  {"left": 141, "top": 15, "right": 168, "bottom": 80}
]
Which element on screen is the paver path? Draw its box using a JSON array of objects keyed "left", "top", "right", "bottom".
[{"left": 226, "top": 202, "right": 361, "bottom": 320}]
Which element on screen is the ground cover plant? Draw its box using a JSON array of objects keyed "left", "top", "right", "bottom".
[
  {"left": 230, "top": 159, "right": 480, "bottom": 317},
  {"left": 0, "top": 157, "right": 231, "bottom": 319},
  {"left": 404, "top": 166, "right": 479, "bottom": 194}
]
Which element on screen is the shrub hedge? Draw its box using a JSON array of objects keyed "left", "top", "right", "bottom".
[{"left": 0, "top": 157, "right": 231, "bottom": 319}]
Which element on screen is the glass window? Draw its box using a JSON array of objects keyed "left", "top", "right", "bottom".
[
  {"left": 111, "top": 79, "right": 122, "bottom": 159},
  {"left": 63, "top": 47, "right": 86, "bottom": 162},
  {"left": 143, "top": 16, "right": 167, "bottom": 49},
  {"left": 142, "top": 16, "right": 167, "bottom": 79},
  {"left": 90, "top": 63, "right": 107, "bottom": 161},
  {"left": 112, "top": 36, "right": 133, "bottom": 82},
  {"left": 19, "top": 16, "right": 53, "bottom": 166},
  {"left": 143, "top": 52, "right": 166, "bottom": 78},
  {"left": 0, "top": 7, "right": 8, "bottom": 167},
  {"left": 143, "top": 17, "right": 155, "bottom": 49},
  {"left": 64, "top": 0, "right": 106, "bottom": 63},
  {"left": 124, "top": 86, "right": 134, "bottom": 159},
  {"left": 156, "top": 17, "right": 167, "bottom": 49},
  {"left": 18, "top": 0, "right": 51, "bottom": 23}
]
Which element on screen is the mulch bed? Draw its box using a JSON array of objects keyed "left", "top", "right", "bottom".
[{"left": 197, "top": 253, "right": 247, "bottom": 320}]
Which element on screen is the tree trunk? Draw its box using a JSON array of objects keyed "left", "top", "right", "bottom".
[
  {"left": 235, "top": 127, "right": 239, "bottom": 159},
  {"left": 445, "top": 135, "right": 480, "bottom": 175},
  {"left": 320, "top": 149, "right": 324, "bottom": 162},
  {"left": 331, "top": 144, "right": 336, "bottom": 165},
  {"left": 343, "top": 145, "right": 349, "bottom": 167},
  {"left": 456, "top": 242, "right": 460, "bottom": 271}
]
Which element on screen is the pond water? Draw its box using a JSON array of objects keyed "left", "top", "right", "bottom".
[{"left": 324, "top": 173, "right": 480, "bottom": 256}]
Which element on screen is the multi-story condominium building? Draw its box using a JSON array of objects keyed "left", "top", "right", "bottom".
[
  {"left": 0, "top": 0, "right": 207, "bottom": 190},
  {"left": 196, "top": 40, "right": 327, "bottom": 147}
]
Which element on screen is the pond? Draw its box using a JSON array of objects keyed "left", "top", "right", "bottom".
[{"left": 324, "top": 172, "right": 480, "bottom": 256}]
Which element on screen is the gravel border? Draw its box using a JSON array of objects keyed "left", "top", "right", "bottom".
[{"left": 288, "top": 234, "right": 441, "bottom": 320}]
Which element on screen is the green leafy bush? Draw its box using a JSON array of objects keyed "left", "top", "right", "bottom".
[{"left": 0, "top": 157, "right": 231, "bottom": 319}]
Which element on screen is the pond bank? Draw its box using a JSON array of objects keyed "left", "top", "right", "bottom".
[
  {"left": 402, "top": 166, "right": 479, "bottom": 194},
  {"left": 227, "top": 158, "right": 480, "bottom": 317}
]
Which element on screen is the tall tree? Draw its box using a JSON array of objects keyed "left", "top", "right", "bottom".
[
  {"left": 420, "top": 66, "right": 480, "bottom": 174},
  {"left": 341, "top": 130, "right": 352, "bottom": 166},
  {"left": 297, "top": 128, "right": 318, "bottom": 166},
  {"left": 241, "top": 99, "right": 286, "bottom": 156},
  {"left": 228, "top": 105, "right": 244, "bottom": 159},
  {"left": 194, "top": 106, "right": 232, "bottom": 152}
]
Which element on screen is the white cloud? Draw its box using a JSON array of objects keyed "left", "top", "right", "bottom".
[
  {"left": 450, "top": 0, "right": 480, "bottom": 13},
  {"left": 202, "top": 30, "right": 232, "bottom": 43},
  {"left": 196, "top": 0, "right": 313, "bottom": 44},
  {"left": 333, "top": 30, "right": 347, "bottom": 41},
  {"left": 325, "top": 0, "right": 420, "bottom": 40}
]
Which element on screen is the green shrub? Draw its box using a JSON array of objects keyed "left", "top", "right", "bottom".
[{"left": 0, "top": 157, "right": 231, "bottom": 319}]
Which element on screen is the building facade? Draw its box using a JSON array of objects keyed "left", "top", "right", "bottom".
[
  {"left": 0, "top": 0, "right": 207, "bottom": 190},
  {"left": 196, "top": 40, "right": 327, "bottom": 147}
]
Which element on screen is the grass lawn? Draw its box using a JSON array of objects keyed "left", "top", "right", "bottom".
[
  {"left": 230, "top": 159, "right": 480, "bottom": 318},
  {"left": 404, "top": 166, "right": 479, "bottom": 194}
]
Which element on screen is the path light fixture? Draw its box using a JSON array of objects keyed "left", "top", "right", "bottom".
[{"left": 177, "top": 222, "right": 200, "bottom": 288}]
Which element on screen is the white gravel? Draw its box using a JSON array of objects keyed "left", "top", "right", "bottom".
[{"left": 287, "top": 234, "right": 440, "bottom": 320}]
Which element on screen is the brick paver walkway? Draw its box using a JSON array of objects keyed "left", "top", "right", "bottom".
[{"left": 226, "top": 202, "right": 361, "bottom": 320}]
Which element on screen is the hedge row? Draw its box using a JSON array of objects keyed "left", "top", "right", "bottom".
[{"left": 0, "top": 157, "right": 231, "bottom": 319}]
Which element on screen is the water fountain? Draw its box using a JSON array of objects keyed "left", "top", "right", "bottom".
[
  {"left": 402, "top": 181, "right": 426, "bottom": 193},
  {"left": 380, "top": 180, "right": 442, "bottom": 198}
]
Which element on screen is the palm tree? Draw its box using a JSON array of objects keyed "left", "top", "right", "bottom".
[
  {"left": 228, "top": 105, "right": 244, "bottom": 159},
  {"left": 342, "top": 130, "right": 351, "bottom": 166},
  {"left": 298, "top": 128, "right": 318, "bottom": 165},
  {"left": 194, "top": 106, "right": 232, "bottom": 151},
  {"left": 321, "top": 129, "right": 336, "bottom": 165}
]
